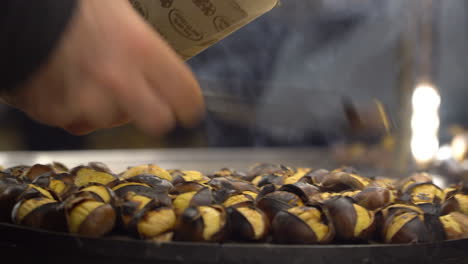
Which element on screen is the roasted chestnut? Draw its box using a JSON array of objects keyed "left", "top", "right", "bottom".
[
  {"left": 226, "top": 206, "right": 269, "bottom": 241},
  {"left": 72, "top": 166, "right": 117, "bottom": 187},
  {"left": 116, "top": 192, "right": 155, "bottom": 227},
  {"left": 111, "top": 181, "right": 154, "bottom": 197},
  {"left": 397, "top": 172, "right": 433, "bottom": 191},
  {"left": 255, "top": 184, "right": 278, "bottom": 202},
  {"left": 3, "top": 165, "right": 30, "bottom": 179},
  {"left": 252, "top": 173, "right": 286, "bottom": 187},
  {"left": 171, "top": 181, "right": 209, "bottom": 195},
  {"left": 123, "top": 173, "right": 173, "bottom": 193},
  {"left": 374, "top": 203, "right": 425, "bottom": 237},
  {"left": 400, "top": 182, "right": 444, "bottom": 205},
  {"left": 324, "top": 197, "right": 375, "bottom": 241},
  {"left": 170, "top": 170, "right": 210, "bottom": 185},
  {"left": 207, "top": 177, "right": 257, "bottom": 204},
  {"left": 53, "top": 172, "right": 76, "bottom": 186},
  {"left": 353, "top": 187, "right": 395, "bottom": 211},
  {"left": 303, "top": 169, "right": 330, "bottom": 185},
  {"left": 128, "top": 205, "right": 176, "bottom": 239},
  {"left": 441, "top": 194, "right": 468, "bottom": 215},
  {"left": 246, "top": 163, "right": 295, "bottom": 181},
  {"left": 0, "top": 183, "right": 27, "bottom": 222},
  {"left": 49, "top": 161, "right": 67, "bottom": 172},
  {"left": 382, "top": 211, "right": 426, "bottom": 243},
  {"left": 11, "top": 197, "right": 67, "bottom": 232},
  {"left": 379, "top": 202, "right": 445, "bottom": 244},
  {"left": 74, "top": 183, "right": 116, "bottom": 203},
  {"left": 20, "top": 164, "right": 59, "bottom": 182},
  {"left": 32, "top": 174, "right": 73, "bottom": 198},
  {"left": 310, "top": 190, "right": 360, "bottom": 203},
  {"left": 283, "top": 168, "right": 312, "bottom": 185},
  {"left": 87, "top": 162, "right": 112, "bottom": 173},
  {"left": 256, "top": 191, "right": 304, "bottom": 221},
  {"left": 377, "top": 203, "right": 425, "bottom": 220},
  {"left": 18, "top": 184, "right": 58, "bottom": 201},
  {"left": 439, "top": 212, "right": 468, "bottom": 240},
  {"left": 173, "top": 187, "right": 213, "bottom": 215},
  {"left": 64, "top": 197, "right": 116, "bottom": 237},
  {"left": 279, "top": 182, "right": 320, "bottom": 203},
  {"left": 209, "top": 168, "right": 247, "bottom": 180},
  {"left": 175, "top": 205, "right": 227, "bottom": 242},
  {"left": 120, "top": 164, "right": 172, "bottom": 182},
  {"left": 111, "top": 181, "right": 171, "bottom": 207},
  {"left": 272, "top": 206, "right": 334, "bottom": 244},
  {"left": 208, "top": 176, "right": 258, "bottom": 193},
  {"left": 222, "top": 192, "right": 256, "bottom": 208},
  {"left": 314, "top": 172, "right": 370, "bottom": 192}
]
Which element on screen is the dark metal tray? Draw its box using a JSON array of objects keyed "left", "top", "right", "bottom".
[{"left": 0, "top": 222, "right": 466, "bottom": 264}]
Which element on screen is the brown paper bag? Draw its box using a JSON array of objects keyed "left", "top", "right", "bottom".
[{"left": 130, "top": 0, "right": 279, "bottom": 60}]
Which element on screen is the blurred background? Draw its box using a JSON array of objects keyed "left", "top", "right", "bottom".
[{"left": 1, "top": 0, "right": 468, "bottom": 173}]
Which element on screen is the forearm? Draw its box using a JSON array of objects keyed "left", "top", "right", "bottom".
[{"left": 0, "top": 0, "right": 78, "bottom": 94}]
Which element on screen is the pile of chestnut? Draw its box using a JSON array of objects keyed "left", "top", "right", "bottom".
[{"left": 0, "top": 162, "right": 467, "bottom": 244}]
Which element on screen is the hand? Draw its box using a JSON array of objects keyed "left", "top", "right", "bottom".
[{"left": 3, "top": 0, "right": 204, "bottom": 136}]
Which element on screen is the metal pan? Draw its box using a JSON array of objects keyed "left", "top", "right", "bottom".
[
  {"left": 0, "top": 222, "right": 467, "bottom": 264},
  {"left": 0, "top": 148, "right": 466, "bottom": 263}
]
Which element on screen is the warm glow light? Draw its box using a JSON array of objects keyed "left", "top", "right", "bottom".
[
  {"left": 411, "top": 83, "right": 440, "bottom": 164},
  {"left": 435, "top": 144, "right": 452, "bottom": 161},
  {"left": 451, "top": 134, "right": 467, "bottom": 162},
  {"left": 412, "top": 84, "right": 441, "bottom": 110},
  {"left": 411, "top": 114, "right": 440, "bottom": 133},
  {"left": 411, "top": 137, "right": 439, "bottom": 163}
]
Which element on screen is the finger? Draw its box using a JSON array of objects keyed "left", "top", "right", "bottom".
[
  {"left": 73, "top": 81, "right": 119, "bottom": 130},
  {"left": 64, "top": 121, "right": 96, "bottom": 136},
  {"left": 17, "top": 73, "right": 78, "bottom": 128},
  {"left": 106, "top": 111, "right": 131, "bottom": 129},
  {"left": 141, "top": 32, "right": 205, "bottom": 128},
  {"left": 63, "top": 111, "right": 130, "bottom": 136},
  {"left": 101, "top": 69, "right": 176, "bottom": 136}
]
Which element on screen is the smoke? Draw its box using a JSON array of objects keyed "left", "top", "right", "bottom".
[{"left": 190, "top": 0, "right": 468, "bottom": 147}]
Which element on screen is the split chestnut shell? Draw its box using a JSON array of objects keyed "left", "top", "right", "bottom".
[
  {"left": 324, "top": 197, "right": 375, "bottom": 241},
  {"left": 175, "top": 205, "right": 227, "bottom": 242},
  {"left": 11, "top": 197, "right": 67, "bottom": 232},
  {"left": 64, "top": 197, "right": 116, "bottom": 237},
  {"left": 272, "top": 206, "right": 334, "bottom": 244},
  {"left": 226, "top": 206, "right": 269, "bottom": 241}
]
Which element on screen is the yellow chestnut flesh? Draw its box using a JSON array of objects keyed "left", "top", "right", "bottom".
[
  {"left": 68, "top": 201, "right": 104, "bottom": 233},
  {"left": 223, "top": 194, "right": 251, "bottom": 207},
  {"left": 410, "top": 184, "right": 444, "bottom": 204},
  {"left": 120, "top": 165, "right": 172, "bottom": 181},
  {"left": 74, "top": 168, "right": 115, "bottom": 187},
  {"left": 137, "top": 208, "right": 176, "bottom": 238},
  {"left": 199, "top": 206, "right": 222, "bottom": 241},
  {"left": 49, "top": 180, "right": 67, "bottom": 195},
  {"left": 385, "top": 213, "right": 422, "bottom": 243},
  {"left": 353, "top": 204, "right": 373, "bottom": 237},
  {"left": 237, "top": 207, "right": 266, "bottom": 240},
  {"left": 28, "top": 184, "right": 54, "bottom": 200},
  {"left": 81, "top": 185, "right": 111, "bottom": 203},
  {"left": 173, "top": 192, "right": 196, "bottom": 214},
  {"left": 16, "top": 198, "right": 55, "bottom": 222},
  {"left": 288, "top": 207, "right": 328, "bottom": 241}
]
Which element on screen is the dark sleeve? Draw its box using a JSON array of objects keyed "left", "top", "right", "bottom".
[{"left": 0, "top": 0, "right": 78, "bottom": 94}]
